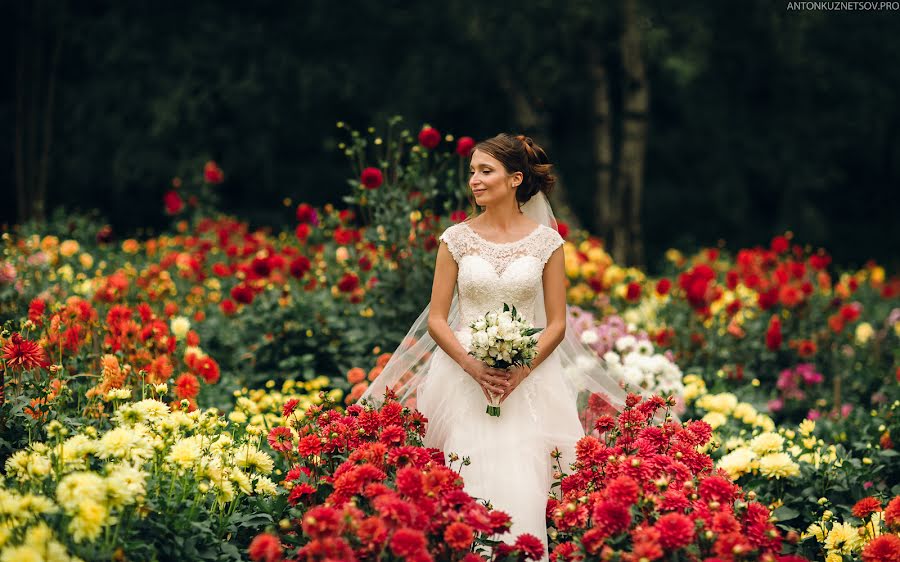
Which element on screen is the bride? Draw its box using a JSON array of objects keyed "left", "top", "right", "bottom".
[{"left": 359, "top": 133, "right": 627, "bottom": 559}]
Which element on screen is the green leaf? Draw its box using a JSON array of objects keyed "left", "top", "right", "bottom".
[{"left": 772, "top": 506, "right": 799, "bottom": 521}]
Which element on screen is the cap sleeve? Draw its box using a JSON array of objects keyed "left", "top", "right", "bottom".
[
  {"left": 439, "top": 224, "right": 465, "bottom": 264},
  {"left": 538, "top": 226, "right": 565, "bottom": 266}
]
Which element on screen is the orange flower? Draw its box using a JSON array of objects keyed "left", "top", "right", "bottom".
[{"left": 347, "top": 367, "right": 366, "bottom": 384}]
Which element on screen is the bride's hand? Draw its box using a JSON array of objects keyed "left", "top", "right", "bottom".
[
  {"left": 461, "top": 356, "right": 510, "bottom": 397},
  {"left": 499, "top": 364, "right": 532, "bottom": 403}
]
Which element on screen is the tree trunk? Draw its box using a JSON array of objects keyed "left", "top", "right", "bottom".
[
  {"left": 617, "top": 0, "right": 649, "bottom": 267},
  {"left": 588, "top": 48, "right": 615, "bottom": 249},
  {"left": 13, "top": 0, "right": 64, "bottom": 224}
]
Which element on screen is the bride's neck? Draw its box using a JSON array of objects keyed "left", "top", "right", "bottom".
[{"left": 478, "top": 203, "right": 523, "bottom": 230}]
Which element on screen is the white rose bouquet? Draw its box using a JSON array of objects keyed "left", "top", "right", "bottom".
[{"left": 468, "top": 303, "right": 542, "bottom": 416}]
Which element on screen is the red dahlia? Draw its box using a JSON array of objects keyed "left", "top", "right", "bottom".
[
  {"left": 443, "top": 522, "right": 474, "bottom": 550},
  {"left": 654, "top": 512, "right": 694, "bottom": 550},
  {"left": 204, "top": 160, "right": 224, "bottom": 184},
  {"left": 852, "top": 496, "right": 883, "bottom": 519},
  {"left": 163, "top": 190, "right": 184, "bottom": 214},
  {"left": 2, "top": 333, "right": 50, "bottom": 370},
  {"left": 861, "top": 534, "right": 900, "bottom": 562},
  {"left": 455, "top": 136, "right": 475, "bottom": 157},
  {"left": 418, "top": 126, "right": 441, "bottom": 149},
  {"left": 248, "top": 533, "right": 283, "bottom": 562},
  {"left": 361, "top": 167, "right": 384, "bottom": 189}
]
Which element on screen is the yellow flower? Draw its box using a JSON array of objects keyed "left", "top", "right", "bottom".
[
  {"left": 855, "top": 322, "right": 874, "bottom": 344},
  {"left": 335, "top": 247, "right": 350, "bottom": 263},
  {"left": 56, "top": 471, "right": 106, "bottom": 511},
  {"left": 105, "top": 464, "right": 147, "bottom": 508},
  {"left": 97, "top": 427, "right": 152, "bottom": 462},
  {"left": 749, "top": 432, "right": 785, "bottom": 455},
  {"left": 235, "top": 446, "right": 274, "bottom": 475},
  {"left": 68, "top": 500, "right": 110, "bottom": 543},
  {"left": 696, "top": 392, "right": 738, "bottom": 415},
  {"left": 59, "top": 239, "right": 80, "bottom": 257},
  {"left": 170, "top": 316, "right": 191, "bottom": 340},
  {"left": 255, "top": 476, "right": 277, "bottom": 496},
  {"left": 798, "top": 419, "right": 816, "bottom": 437},
  {"left": 717, "top": 447, "right": 757, "bottom": 480},
  {"left": 802, "top": 522, "right": 826, "bottom": 541},
  {"left": 0, "top": 545, "right": 43, "bottom": 562},
  {"left": 78, "top": 253, "right": 93, "bottom": 270},
  {"left": 732, "top": 403, "right": 758, "bottom": 424},
  {"left": 701, "top": 412, "right": 728, "bottom": 429},
  {"left": 758, "top": 452, "right": 800, "bottom": 479},
  {"left": 823, "top": 521, "right": 862, "bottom": 554},
  {"left": 167, "top": 436, "right": 205, "bottom": 469}
]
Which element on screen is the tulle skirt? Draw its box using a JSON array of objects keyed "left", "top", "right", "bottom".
[{"left": 416, "top": 331, "right": 586, "bottom": 561}]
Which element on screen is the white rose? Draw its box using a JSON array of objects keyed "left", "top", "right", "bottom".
[{"left": 473, "top": 319, "right": 487, "bottom": 331}]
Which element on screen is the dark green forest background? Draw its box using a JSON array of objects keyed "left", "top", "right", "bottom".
[{"left": 4, "top": 0, "right": 899, "bottom": 272}]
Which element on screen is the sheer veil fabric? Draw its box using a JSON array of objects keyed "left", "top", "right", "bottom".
[{"left": 357, "top": 191, "right": 627, "bottom": 430}]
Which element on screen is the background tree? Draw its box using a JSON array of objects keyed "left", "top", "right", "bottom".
[{"left": 2, "top": 0, "right": 897, "bottom": 272}]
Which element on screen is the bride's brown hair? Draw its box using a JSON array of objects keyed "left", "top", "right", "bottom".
[{"left": 473, "top": 133, "right": 556, "bottom": 208}]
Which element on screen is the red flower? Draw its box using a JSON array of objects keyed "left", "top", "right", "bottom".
[
  {"left": 443, "top": 522, "right": 474, "bottom": 550},
  {"left": 220, "top": 299, "right": 237, "bottom": 315},
  {"left": 514, "top": 534, "right": 545, "bottom": 560},
  {"left": 557, "top": 221, "right": 570, "bottom": 239},
  {"left": 163, "top": 191, "right": 184, "bottom": 215},
  {"left": 883, "top": 496, "right": 900, "bottom": 529},
  {"left": 267, "top": 427, "right": 293, "bottom": 452},
  {"left": 654, "top": 512, "right": 694, "bottom": 550},
  {"left": 699, "top": 476, "right": 737, "bottom": 504},
  {"left": 298, "top": 434, "right": 322, "bottom": 457},
  {"left": 282, "top": 398, "right": 299, "bottom": 418},
  {"left": 765, "top": 315, "right": 782, "bottom": 351},
  {"left": 2, "top": 333, "right": 49, "bottom": 371},
  {"left": 174, "top": 373, "right": 200, "bottom": 400},
  {"left": 840, "top": 302, "right": 862, "bottom": 322},
  {"left": 655, "top": 278, "right": 671, "bottom": 296},
  {"left": 301, "top": 506, "right": 342, "bottom": 539},
  {"left": 450, "top": 210, "right": 468, "bottom": 223},
  {"left": 337, "top": 273, "right": 360, "bottom": 293},
  {"left": 295, "top": 203, "right": 319, "bottom": 225},
  {"left": 287, "top": 483, "right": 316, "bottom": 505},
  {"left": 295, "top": 223, "right": 311, "bottom": 242},
  {"left": 248, "top": 533, "right": 282, "bottom": 562},
  {"left": 231, "top": 284, "right": 255, "bottom": 305},
  {"left": 195, "top": 356, "right": 220, "bottom": 384},
  {"left": 625, "top": 282, "right": 642, "bottom": 302},
  {"left": 28, "top": 299, "right": 46, "bottom": 326},
  {"left": 204, "top": 161, "right": 224, "bottom": 184},
  {"left": 418, "top": 126, "right": 441, "bottom": 149},
  {"left": 361, "top": 167, "right": 384, "bottom": 189},
  {"left": 771, "top": 235, "right": 789, "bottom": 254},
  {"left": 456, "top": 136, "right": 475, "bottom": 157},
  {"left": 861, "top": 534, "right": 900, "bottom": 562},
  {"left": 592, "top": 500, "right": 631, "bottom": 536},
  {"left": 390, "top": 528, "right": 427, "bottom": 557},
  {"left": 289, "top": 256, "right": 311, "bottom": 278}
]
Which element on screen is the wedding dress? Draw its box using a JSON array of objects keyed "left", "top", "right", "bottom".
[
  {"left": 417, "top": 222, "right": 587, "bottom": 557},
  {"left": 358, "top": 193, "right": 627, "bottom": 559}
]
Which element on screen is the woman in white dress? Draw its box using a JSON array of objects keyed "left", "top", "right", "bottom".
[{"left": 360, "top": 134, "right": 627, "bottom": 559}]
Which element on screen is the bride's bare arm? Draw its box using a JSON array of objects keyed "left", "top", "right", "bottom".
[
  {"left": 427, "top": 242, "right": 509, "bottom": 396},
  {"left": 531, "top": 245, "right": 567, "bottom": 371}
]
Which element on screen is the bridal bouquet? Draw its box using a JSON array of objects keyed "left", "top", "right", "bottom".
[{"left": 468, "top": 303, "right": 542, "bottom": 417}]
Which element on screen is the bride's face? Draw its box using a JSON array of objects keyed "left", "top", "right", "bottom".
[{"left": 468, "top": 149, "right": 521, "bottom": 207}]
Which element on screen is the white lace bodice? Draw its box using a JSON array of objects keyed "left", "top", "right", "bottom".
[{"left": 439, "top": 222, "right": 564, "bottom": 331}]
